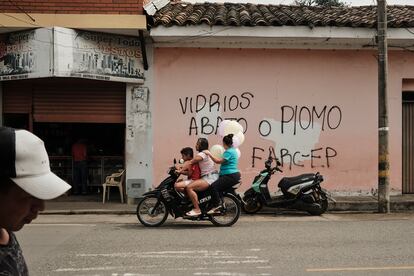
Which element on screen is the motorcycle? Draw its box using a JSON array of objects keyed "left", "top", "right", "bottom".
[
  {"left": 136, "top": 159, "right": 241, "bottom": 227},
  {"left": 242, "top": 151, "right": 334, "bottom": 216}
]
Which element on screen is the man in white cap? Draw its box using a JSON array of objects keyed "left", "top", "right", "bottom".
[{"left": 0, "top": 127, "right": 71, "bottom": 275}]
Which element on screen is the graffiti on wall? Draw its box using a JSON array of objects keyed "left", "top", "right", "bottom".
[
  {"left": 177, "top": 93, "right": 342, "bottom": 170},
  {"left": 179, "top": 92, "right": 254, "bottom": 135}
]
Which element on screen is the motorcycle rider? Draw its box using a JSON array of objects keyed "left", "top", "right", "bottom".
[
  {"left": 185, "top": 138, "right": 219, "bottom": 217},
  {"left": 203, "top": 134, "right": 240, "bottom": 214},
  {"left": 174, "top": 147, "right": 201, "bottom": 194}
]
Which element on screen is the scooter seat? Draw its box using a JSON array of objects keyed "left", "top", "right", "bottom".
[{"left": 278, "top": 174, "right": 316, "bottom": 193}]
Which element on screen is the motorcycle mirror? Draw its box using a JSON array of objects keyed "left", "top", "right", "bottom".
[
  {"left": 173, "top": 158, "right": 177, "bottom": 164},
  {"left": 277, "top": 160, "right": 282, "bottom": 166}
]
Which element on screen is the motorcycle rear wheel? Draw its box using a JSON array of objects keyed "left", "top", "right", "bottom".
[
  {"left": 210, "top": 194, "right": 240, "bottom": 227},
  {"left": 241, "top": 195, "right": 263, "bottom": 214},
  {"left": 136, "top": 196, "right": 169, "bottom": 227}
]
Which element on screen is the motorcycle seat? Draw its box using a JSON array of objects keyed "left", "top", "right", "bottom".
[{"left": 278, "top": 173, "right": 316, "bottom": 191}]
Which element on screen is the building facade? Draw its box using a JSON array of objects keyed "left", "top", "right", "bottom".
[
  {"left": 149, "top": 3, "right": 414, "bottom": 195},
  {"left": 0, "top": 0, "right": 153, "bottom": 200},
  {"left": 2, "top": 2, "right": 414, "bottom": 199}
]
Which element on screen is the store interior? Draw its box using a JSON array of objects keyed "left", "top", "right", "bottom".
[{"left": 3, "top": 118, "right": 125, "bottom": 196}]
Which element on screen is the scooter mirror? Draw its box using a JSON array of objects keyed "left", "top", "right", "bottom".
[
  {"left": 277, "top": 160, "right": 282, "bottom": 166},
  {"left": 173, "top": 158, "right": 177, "bottom": 164}
]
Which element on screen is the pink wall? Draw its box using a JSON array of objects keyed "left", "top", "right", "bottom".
[{"left": 153, "top": 48, "right": 414, "bottom": 194}]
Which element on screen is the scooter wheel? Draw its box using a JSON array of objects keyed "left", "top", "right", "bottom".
[
  {"left": 307, "top": 198, "right": 328, "bottom": 216},
  {"left": 242, "top": 196, "right": 263, "bottom": 214}
]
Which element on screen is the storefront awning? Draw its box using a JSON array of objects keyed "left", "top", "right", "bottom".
[
  {"left": 0, "top": 13, "right": 147, "bottom": 36},
  {"left": 1, "top": 27, "right": 146, "bottom": 83}
]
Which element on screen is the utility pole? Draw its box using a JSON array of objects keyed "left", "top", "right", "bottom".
[{"left": 377, "top": 0, "right": 390, "bottom": 213}]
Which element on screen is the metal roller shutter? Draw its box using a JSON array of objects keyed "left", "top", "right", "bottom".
[
  {"left": 3, "top": 78, "right": 126, "bottom": 123},
  {"left": 2, "top": 81, "right": 32, "bottom": 113}
]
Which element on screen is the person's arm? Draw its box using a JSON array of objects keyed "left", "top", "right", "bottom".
[
  {"left": 203, "top": 150, "right": 225, "bottom": 164},
  {"left": 177, "top": 161, "right": 192, "bottom": 176},
  {"left": 190, "top": 154, "right": 203, "bottom": 165},
  {"left": 186, "top": 162, "right": 193, "bottom": 177}
]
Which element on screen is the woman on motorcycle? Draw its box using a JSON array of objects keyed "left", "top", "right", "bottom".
[
  {"left": 203, "top": 134, "right": 240, "bottom": 214},
  {"left": 185, "top": 138, "right": 219, "bottom": 217}
]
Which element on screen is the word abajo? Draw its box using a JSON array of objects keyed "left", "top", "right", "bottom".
[{"left": 252, "top": 146, "right": 337, "bottom": 170}]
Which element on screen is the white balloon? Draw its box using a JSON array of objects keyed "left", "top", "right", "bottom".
[
  {"left": 224, "top": 120, "right": 244, "bottom": 136},
  {"left": 217, "top": 120, "right": 231, "bottom": 137},
  {"left": 232, "top": 131, "right": 245, "bottom": 147},
  {"left": 210, "top": 144, "right": 225, "bottom": 159},
  {"left": 235, "top": 148, "right": 241, "bottom": 158}
]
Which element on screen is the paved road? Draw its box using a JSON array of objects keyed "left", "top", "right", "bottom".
[{"left": 17, "top": 213, "right": 414, "bottom": 276}]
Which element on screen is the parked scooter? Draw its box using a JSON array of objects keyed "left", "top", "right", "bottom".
[
  {"left": 242, "top": 151, "right": 334, "bottom": 215},
  {"left": 136, "top": 159, "right": 241, "bottom": 227}
]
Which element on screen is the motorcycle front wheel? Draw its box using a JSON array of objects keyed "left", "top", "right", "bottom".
[
  {"left": 241, "top": 195, "right": 263, "bottom": 214},
  {"left": 307, "top": 190, "right": 328, "bottom": 216},
  {"left": 136, "top": 196, "right": 169, "bottom": 227},
  {"left": 210, "top": 194, "right": 241, "bottom": 227}
]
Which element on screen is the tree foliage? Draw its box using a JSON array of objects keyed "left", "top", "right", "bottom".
[{"left": 294, "top": 0, "right": 345, "bottom": 7}]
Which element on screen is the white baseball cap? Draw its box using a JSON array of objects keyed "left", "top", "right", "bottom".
[{"left": 0, "top": 127, "right": 71, "bottom": 200}]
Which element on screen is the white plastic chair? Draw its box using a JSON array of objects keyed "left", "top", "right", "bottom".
[{"left": 102, "top": 169, "right": 125, "bottom": 203}]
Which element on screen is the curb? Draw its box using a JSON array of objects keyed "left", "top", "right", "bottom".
[
  {"left": 329, "top": 201, "right": 414, "bottom": 212},
  {"left": 259, "top": 201, "right": 414, "bottom": 214},
  {"left": 41, "top": 201, "right": 414, "bottom": 215},
  {"left": 41, "top": 210, "right": 136, "bottom": 215}
]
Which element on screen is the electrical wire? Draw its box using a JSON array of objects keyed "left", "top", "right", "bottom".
[
  {"left": 7, "top": 0, "right": 35, "bottom": 22},
  {"left": 154, "top": 26, "right": 236, "bottom": 44},
  {"left": 405, "top": 28, "right": 414, "bottom": 35}
]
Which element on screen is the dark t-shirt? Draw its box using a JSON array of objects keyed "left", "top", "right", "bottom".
[{"left": 0, "top": 231, "right": 28, "bottom": 276}]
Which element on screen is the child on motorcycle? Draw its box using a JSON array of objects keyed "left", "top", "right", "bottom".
[
  {"left": 203, "top": 134, "right": 240, "bottom": 214},
  {"left": 174, "top": 147, "right": 201, "bottom": 193}
]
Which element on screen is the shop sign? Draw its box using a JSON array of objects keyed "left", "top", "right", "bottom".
[
  {"left": 54, "top": 27, "right": 144, "bottom": 83},
  {"left": 0, "top": 27, "right": 144, "bottom": 83},
  {"left": 0, "top": 28, "right": 53, "bottom": 81}
]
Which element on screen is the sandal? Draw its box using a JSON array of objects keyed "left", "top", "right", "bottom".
[
  {"left": 207, "top": 206, "right": 222, "bottom": 215},
  {"left": 186, "top": 209, "right": 201, "bottom": 217}
]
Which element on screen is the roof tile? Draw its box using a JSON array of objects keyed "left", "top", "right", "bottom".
[{"left": 152, "top": 2, "right": 414, "bottom": 28}]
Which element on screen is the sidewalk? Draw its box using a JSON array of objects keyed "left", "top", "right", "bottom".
[{"left": 42, "top": 194, "right": 414, "bottom": 215}]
